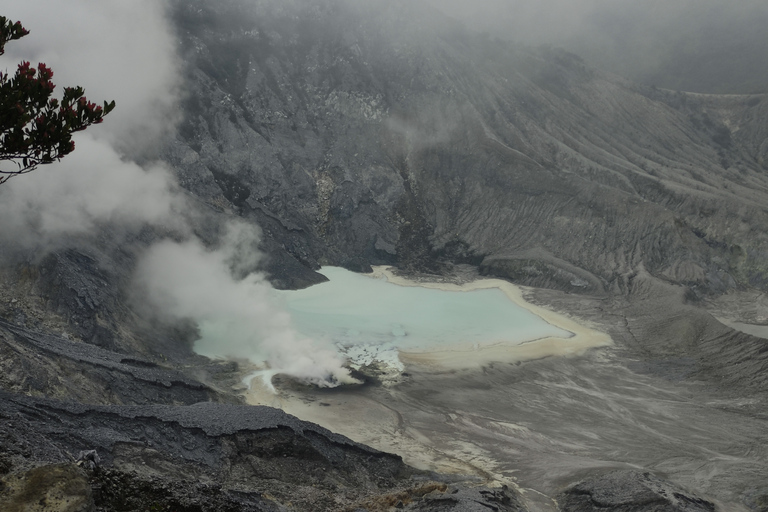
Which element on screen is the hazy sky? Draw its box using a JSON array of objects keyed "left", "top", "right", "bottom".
[
  {"left": 2, "top": 1, "right": 179, "bottom": 152},
  {"left": 426, "top": 0, "right": 767, "bottom": 43},
  {"left": 427, "top": 0, "right": 606, "bottom": 42},
  {"left": 426, "top": 0, "right": 768, "bottom": 92}
]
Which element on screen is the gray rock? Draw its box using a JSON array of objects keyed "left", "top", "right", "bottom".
[
  {"left": 405, "top": 485, "right": 527, "bottom": 511},
  {"left": 0, "top": 390, "right": 528, "bottom": 511},
  {"left": 560, "top": 470, "right": 716, "bottom": 512},
  {"left": 166, "top": 0, "right": 768, "bottom": 298},
  {"left": 0, "top": 320, "right": 214, "bottom": 405}
]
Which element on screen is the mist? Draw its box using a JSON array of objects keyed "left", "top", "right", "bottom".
[
  {"left": 0, "top": 0, "right": 182, "bottom": 249},
  {"left": 1, "top": 0, "right": 179, "bottom": 152},
  {"left": 0, "top": 0, "right": 356, "bottom": 387},
  {"left": 427, "top": 0, "right": 768, "bottom": 93}
]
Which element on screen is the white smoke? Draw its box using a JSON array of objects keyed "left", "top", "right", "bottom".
[
  {"left": 133, "top": 222, "right": 360, "bottom": 387},
  {"left": 0, "top": 0, "right": 181, "bottom": 248},
  {"left": 0, "top": 134, "right": 182, "bottom": 251},
  {"left": 0, "top": 0, "right": 356, "bottom": 387},
  {"left": 1, "top": 0, "right": 179, "bottom": 152}
]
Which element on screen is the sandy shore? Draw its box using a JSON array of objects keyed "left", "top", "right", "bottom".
[
  {"left": 242, "top": 267, "right": 614, "bottom": 485},
  {"left": 236, "top": 269, "right": 767, "bottom": 511},
  {"left": 367, "top": 266, "right": 612, "bottom": 370}
]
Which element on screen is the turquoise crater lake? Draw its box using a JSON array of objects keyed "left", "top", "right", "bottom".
[{"left": 275, "top": 267, "right": 573, "bottom": 366}]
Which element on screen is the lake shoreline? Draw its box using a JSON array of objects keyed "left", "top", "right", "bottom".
[
  {"left": 242, "top": 265, "right": 616, "bottom": 486},
  {"left": 367, "top": 265, "right": 612, "bottom": 370},
  {"left": 239, "top": 267, "right": 768, "bottom": 511}
]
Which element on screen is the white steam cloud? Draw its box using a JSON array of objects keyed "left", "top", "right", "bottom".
[
  {"left": 134, "top": 223, "right": 360, "bottom": 388},
  {"left": 0, "top": 134, "right": 181, "bottom": 250},
  {"left": 0, "top": 0, "right": 355, "bottom": 387},
  {"left": 1, "top": 0, "right": 179, "bottom": 152},
  {"left": 0, "top": 0, "right": 181, "bottom": 248}
]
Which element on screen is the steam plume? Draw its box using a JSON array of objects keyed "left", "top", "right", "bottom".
[
  {"left": 0, "top": 0, "right": 356, "bottom": 387},
  {"left": 0, "top": 0, "right": 181, "bottom": 249},
  {"left": 133, "top": 223, "right": 360, "bottom": 387}
]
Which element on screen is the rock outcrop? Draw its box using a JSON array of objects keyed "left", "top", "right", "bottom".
[
  {"left": 0, "top": 390, "right": 530, "bottom": 511},
  {"left": 165, "top": 0, "right": 768, "bottom": 298},
  {"left": 559, "top": 470, "right": 716, "bottom": 512}
]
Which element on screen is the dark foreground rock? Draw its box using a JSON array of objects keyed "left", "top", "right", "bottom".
[
  {"left": 559, "top": 470, "right": 716, "bottom": 512},
  {"left": 0, "top": 320, "right": 216, "bottom": 406},
  {"left": 0, "top": 391, "right": 529, "bottom": 511},
  {"left": 350, "top": 483, "right": 526, "bottom": 511},
  {"left": 0, "top": 464, "right": 94, "bottom": 512}
]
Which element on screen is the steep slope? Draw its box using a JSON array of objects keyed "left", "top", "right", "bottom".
[{"left": 166, "top": 0, "right": 768, "bottom": 297}]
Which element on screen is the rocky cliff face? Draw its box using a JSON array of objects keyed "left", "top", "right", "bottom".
[{"left": 166, "top": 0, "right": 768, "bottom": 297}]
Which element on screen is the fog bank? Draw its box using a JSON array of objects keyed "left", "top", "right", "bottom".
[
  {"left": 0, "top": 0, "right": 182, "bottom": 249},
  {"left": 427, "top": 0, "right": 768, "bottom": 92}
]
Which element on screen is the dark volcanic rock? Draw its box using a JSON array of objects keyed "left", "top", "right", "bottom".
[
  {"left": 352, "top": 483, "right": 527, "bottom": 511},
  {"left": 559, "top": 470, "right": 716, "bottom": 511},
  {"left": 0, "top": 320, "right": 214, "bottom": 405},
  {"left": 0, "top": 390, "right": 534, "bottom": 510},
  {"left": 91, "top": 468, "right": 285, "bottom": 512},
  {"left": 0, "top": 391, "right": 403, "bottom": 467},
  {"left": 35, "top": 250, "right": 121, "bottom": 350},
  {"left": 480, "top": 253, "right": 605, "bottom": 295},
  {"left": 166, "top": 0, "right": 768, "bottom": 297},
  {"left": 404, "top": 485, "right": 526, "bottom": 511},
  {"left": 0, "top": 392, "right": 419, "bottom": 511}
]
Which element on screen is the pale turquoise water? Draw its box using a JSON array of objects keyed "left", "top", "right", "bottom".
[{"left": 277, "top": 267, "right": 572, "bottom": 354}]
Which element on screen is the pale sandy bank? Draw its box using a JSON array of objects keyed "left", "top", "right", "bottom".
[
  {"left": 242, "top": 267, "right": 613, "bottom": 482},
  {"left": 366, "top": 266, "right": 612, "bottom": 370}
]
